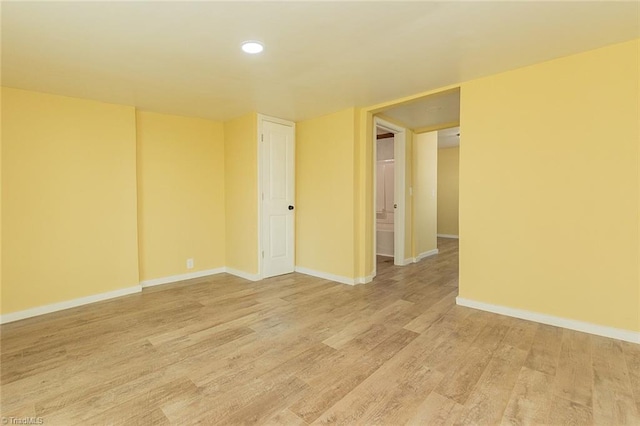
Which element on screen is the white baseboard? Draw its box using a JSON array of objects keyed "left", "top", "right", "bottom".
[
  {"left": 1, "top": 266, "right": 251, "bottom": 324},
  {"left": 414, "top": 249, "right": 439, "bottom": 262},
  {"left": 140, "top": 268, "right": 225, "bottom": 288},
  {"left": 225, "top": 268, "right": 262, "bottom": 282},
  {"left": 456, "top": 297, "right": 640, "bottom": 344},
  {"left": 437, "top": 234, "right": 459, "bottom": 239},
  {"left": 355, "top": 274, "right": 375, "bottom": 284},
  {"left": 396, "top": 249, "right": 439, "bottom": 265},
  {"left": 294, "top": 266, "right": 368, "bottom": 286},
  {"left": 0, "top": 285, "right": 142, "bottom": 325}
]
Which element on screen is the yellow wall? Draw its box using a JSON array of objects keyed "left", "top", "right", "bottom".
[
  {"left": 136, "top": 111, "right": 225, "bottom": 281},
  {"left": 404, "top": 129, "right": 414, "bottom": 261},
  {"left": 1, "top": 88, "right": 139, "bottom": 314},
  {"left": 0, "top": 89, "right": 3, "bottom": 311},
  {"left": 413, "top": 131, "right": 438, "bottom": 256},
  {"left": 459, "top": 39, "right": 639, "bottom": 331},
  {"left": 296, "top": 108, "right": 356, "bottom": 278},
  {"left": 3, "top": 39, "right": 639, "bottom": 337},
  {"left": 437, "top": 146, "right": 459, "bottom": 236},
  {"left": 224, "top": 113, "right": 258, "bottom": 274},
  {"left": 354, "top": 109, "right": 368, "bottom": 278}
]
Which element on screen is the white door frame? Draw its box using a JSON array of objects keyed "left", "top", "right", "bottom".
[
  {"left": 373, "top": 117, "right": 406, "bottom": 276},
  {"left": 257, "top": 114, "right": 296, "bottom": 280}
]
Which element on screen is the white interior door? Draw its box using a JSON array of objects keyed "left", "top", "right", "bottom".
[
  {"left": 393, "top": 130, "right": 405, "bottom": 265},
  {"left": 262, "top": 119, "right": 295, "bottom": 278}
]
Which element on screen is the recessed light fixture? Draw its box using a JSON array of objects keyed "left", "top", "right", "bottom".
[{"left": 241, "top": 41, "right": 264, "bottom": 54}]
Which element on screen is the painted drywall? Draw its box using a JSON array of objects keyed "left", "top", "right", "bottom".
[
  {"left": 413, "top": 132, "right": 438, "bottom": 257},
  {"left": 224, "top": 112, "right": 258, "bottom": 274},
  {"left": 459, "top": 39, "right": 639, "bottom": 332},
  {"left": 404, "top": 129, "right": 414, "bottom": 261},
  {"left": 1, "top": 87, "right": 139, "bottom": 314},
  {"left": 0, "top": 89, "right": 3, "bottom": 311},
  {"left": 296, "top": 108, "right": 356, "bottom": 278},
  {"left": 437, "top": 146, "right": 459, "bottom": 236},
  {"left": 376, "top": 137, "right": 394, "bottom": 161},
  {"left": 136, "top": 111, "right": 225, "bottom": 282}
]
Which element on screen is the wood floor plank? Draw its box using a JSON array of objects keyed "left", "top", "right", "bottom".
[
  {"left": 406, "top": 391, "right": 463, "bottom": 426},
  {"left": 547, "top": 396, "right": 593, "bottom": 425},
  {"left": 455, "top": 343, "right": 528, "bottom": 425},
  {"left": 501, "top": 318, "right": 539, "bottom": 352},
  {"left": 523, "top": 323, "right": 563, "bottom": 376},
  {"left": 48, "top": 377, "right": 199, "bottom": 425},
  {"left": 501, "top": 366, "right": 554, "bottom": 425},
  {"left": 312, "top": 327, "right": 449, "bottom": 425},
  {"left": 434, "top": 344, "right": 494, "bottom": 405},
  {"left": 421, "top": 312, "right": 488, "bottom": 374},
  {"left": 215, "top": 376, "right": 309, "bottom": 426},
  {"left": 622, "top": 341, "right": 640, "bottom": 415},
  {"left": 402, "top": 290, "right": 458, "bottom": 334},
  {"left": 552, "top": 329, "right": 593, "bottom": 407},
  {"left": 591, "top": 336, "right": 640, "bottom": 425},
  {"left": 322, "top": 299, "right": 413, "bottom": 349},
  {"left": 2, "top": 237, "right": 638, "bottom": 424},
  {"left": 289, "top": 328, "right": 419, "bottom": 423},
  {"left": 162, "top": 345, "right": 320, "bottom": 423},
  {"left": 264, "top": 408, "right": 308, "bottom": 426}
]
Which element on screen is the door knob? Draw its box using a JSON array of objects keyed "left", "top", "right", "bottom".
[
  {"left": 288, "top": 205, "right": 294, "bottom": 210},
  {"left": 394, "top": 204, "right": 398, "bottom": 209}
]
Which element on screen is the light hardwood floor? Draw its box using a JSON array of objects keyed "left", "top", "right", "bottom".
[{"left": 2, "top": 238, "right": 639, "bottom": 425}]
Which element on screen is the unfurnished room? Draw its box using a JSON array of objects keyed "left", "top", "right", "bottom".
[{"left": 1, "top": 1, "right": 639, "bottom": 425}]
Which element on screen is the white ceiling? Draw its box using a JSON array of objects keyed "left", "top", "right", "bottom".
[
  {"left": 438, "top": 126, "right": 460, "bottom": 149},
  {"left": 382, "top": 89, "right": 460, "bottom": 130},
  {"left": 2, "top": 2, "right": 638, "bottom": 122}
]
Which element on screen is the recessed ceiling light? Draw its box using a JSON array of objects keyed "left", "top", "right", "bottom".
[{"left": 241, "top": 41, "right": 264, "bottom": 54}]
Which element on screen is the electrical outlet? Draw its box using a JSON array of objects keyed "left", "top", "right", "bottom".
[{"left": 186, "top": 258, "right": 194, "bottom": 269}]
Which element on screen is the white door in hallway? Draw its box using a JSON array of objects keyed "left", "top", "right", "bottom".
[{"left": 261, "top": 118, "right": 295, "bottom": 278}]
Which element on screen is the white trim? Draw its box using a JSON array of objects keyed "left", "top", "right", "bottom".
[
  {"left": 393, "top": 129, "right": 406, "bottom": 267},
  {"left": 355, "top": 274, "right": 375, "bottom": 285},
  {"left": 295, "top": 266, "right": 367, "bottom": 286},
  {"left": 140, "top": 268, "right": 225, "bottom": 288},
  {"left": 394, "top": 250, "right": 439, "bottom": 266},
  {"left": 0, "top": 285, "right": 142, "bottom": 324},
  {"left": 456, "top": 297, "right": 640, "bottom": 344},
  {"left": 437, "top": 234, "right": 459, "bottom": 239},
  {"left": 257, "top": 114, "right": 296, "bottom": 280},
  {"left": 372, "top": 119, "right": 378, "bottom": 278},
  {"left": 257, "top": 113, "right": 295, "bottom": 127},
  {"left": 414, "top": 248, "right": 439, "bottom": 262},
  {"left": 225, "top": 267, "right": 262, "bottom": 282}
]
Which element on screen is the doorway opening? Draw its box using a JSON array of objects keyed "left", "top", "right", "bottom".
[
  {"left": 370, "top": 87, "right": 461, "bottom": 281},
  {"left": 435, "top": 126, "right": 460, "bottom": 247},
  {"left": 375, "top": 128, "right": 395, "bottom": 259},
  {"left": 373, "top": 116, "right": 406, "bottom": 278}
]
